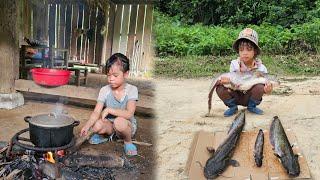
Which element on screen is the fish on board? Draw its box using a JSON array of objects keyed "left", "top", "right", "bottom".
[
  {"left": 203, "top": 110, "right": 245, "bottom": 179},
  {"left": 269, "top": 116, "right": 300, "bottom": 177},
  {"left": 254, "top": 129, "right": 264, "bottom": 167}
]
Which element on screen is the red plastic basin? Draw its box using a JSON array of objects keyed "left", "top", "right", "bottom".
[{"left": 31, "top": 68, "right": 71, "bottom": 86}]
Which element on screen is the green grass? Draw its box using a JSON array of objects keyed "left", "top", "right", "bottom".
[{"left": 155, "top": 54, "right": 320, "bottom": 78}]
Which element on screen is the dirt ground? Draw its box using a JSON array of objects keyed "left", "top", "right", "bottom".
[
  {"left": 0, "top": 100, "right": 155, "bottom": 179},
  {"left": 155, "top": 76, "right": 320, "bottom": 180}
]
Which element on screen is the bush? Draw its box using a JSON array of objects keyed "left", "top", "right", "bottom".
[{"left": 153, "top": 12, "right": 320, "bottom": 56}]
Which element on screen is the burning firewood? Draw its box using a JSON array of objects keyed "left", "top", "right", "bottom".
[{"left": 64, "top": 152, "right": 124, "bottom": 168}]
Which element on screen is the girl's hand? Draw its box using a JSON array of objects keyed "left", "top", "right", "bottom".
[
  {"left": 264, "top": 82, "right": 273, "bottom": 94},
  {"left": 220, "top": 77, "right": 230, "bottom": 84},
  {"left": 101, "top": 108, "right": 110, "bottom": 120}
]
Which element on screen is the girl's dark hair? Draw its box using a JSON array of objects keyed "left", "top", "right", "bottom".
[
  {"left": 237, "top": 39, "right": 258, "bottom": 50},
  {"left": 237, "top": 39, "right": 259, "bottom": 57},
  {"left": 106, "top": 53, "right": 130, "bottom": 73}
]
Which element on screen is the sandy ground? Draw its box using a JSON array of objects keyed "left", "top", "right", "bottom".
[{"left": 155, "top": 76, "right": 320, "bottom": 180}]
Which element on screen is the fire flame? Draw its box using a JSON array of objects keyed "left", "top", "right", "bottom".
[{"left": 45, "top": 152, "right": 55, "bottom": 163}]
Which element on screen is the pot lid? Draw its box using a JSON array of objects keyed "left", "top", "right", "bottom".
[{"left": 28, "top": 113, "right": 75, "bottom": 128}]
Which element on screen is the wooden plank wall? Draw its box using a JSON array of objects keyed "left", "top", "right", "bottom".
[
  {"left": 26, "top": 0, "right": 105, "bottom": 65},
  {"left": 24, "top": 1, "right": 154, "bottom": 76},
  {"left": 106, "top": 3, "right": 154, "bottom": 77}
]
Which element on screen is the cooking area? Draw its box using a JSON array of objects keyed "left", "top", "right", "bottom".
[
  {"left": 0, "top": 0, "right": 155, "bottom": 179},
  {"left": 0, "top": 100, "right": 155, "bottom": 179}
]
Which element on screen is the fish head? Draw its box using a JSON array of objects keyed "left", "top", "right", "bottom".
[
  {"left": 204, "top": 158, "right": 229, "bottom": 179},
  {"left": 282, "top": 154, "right": 300, "bottom": 177}
]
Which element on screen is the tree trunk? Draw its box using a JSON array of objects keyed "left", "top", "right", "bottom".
[{"left": 0, "top": 1, "right": 19, "bottom": 93}]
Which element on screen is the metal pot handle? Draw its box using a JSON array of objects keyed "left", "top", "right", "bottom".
[
  {"left": 72, "top": 121, "right": 80, "bottom": 127},
  {"left": 24, "top": 116, "right": 32, "bottom": 123}
]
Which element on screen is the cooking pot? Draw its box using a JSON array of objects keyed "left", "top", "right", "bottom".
[{"left": 24, "top": 113, "right": 80, "bottom": 148}]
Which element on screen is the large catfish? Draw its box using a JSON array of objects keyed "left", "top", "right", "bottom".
[
  {"left": 269, "top": 116, "right": 300, "bottom": 177},
  {"left": 206, "top": 71, "right": 279, "bottom": 116},
  {"left": 204, "top": 110, "right": 245, "bottom": 179}
]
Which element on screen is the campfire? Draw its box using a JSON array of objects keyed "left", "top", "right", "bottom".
[
  {"left": 0, "top": 128, "right": 132, "bottom": 179},
  {"left": 44, "top": 152, "right": 55, "bottom": 163}
]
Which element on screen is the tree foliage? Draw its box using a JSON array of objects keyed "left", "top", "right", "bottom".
[
  {"left": 155, "top": 0, "right": 319, "bottom": 27},
  {"left": 153, "top": 11, "right": 320, "bottom": 56}
]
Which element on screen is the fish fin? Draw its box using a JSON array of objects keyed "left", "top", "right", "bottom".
[
  {"left": 291, "top": 144, "right": 294, "bottom": 148},
  {"left": 206, "top": 146, "right": 215, "bottom": 154},
  {"left": 295, "top": 154, "right": 299, "bottom": 160},
  {"left": 229, "top": 159, "right": 240, "bottom": 167},
  {"left": 274, "top": 153, "right": 281, "bottom": 158}
]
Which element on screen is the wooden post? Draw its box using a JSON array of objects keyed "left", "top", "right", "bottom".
[{"left": 0, "top": 0, "right": 18, "bottom": 94}]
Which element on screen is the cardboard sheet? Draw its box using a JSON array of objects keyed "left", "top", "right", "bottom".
[{"left": 185, "top": 130, "right": 311, "bottom": 180}]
